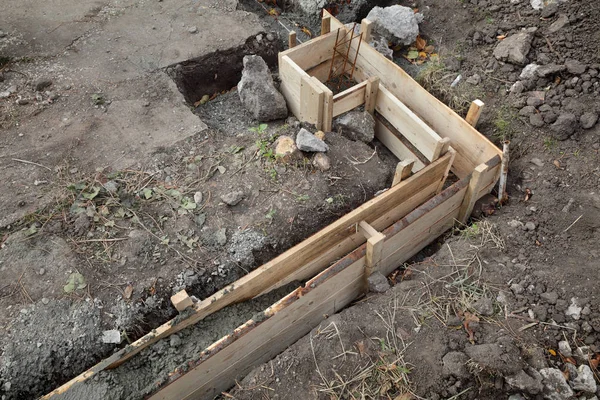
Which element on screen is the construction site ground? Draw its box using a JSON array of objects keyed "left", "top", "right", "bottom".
[{"left": 1, "top": 0, "right": 600, "bottom": 399}]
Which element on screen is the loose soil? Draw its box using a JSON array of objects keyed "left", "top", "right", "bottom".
[{"left": 2, "top": 0, "right": 600, "bottom": 399}]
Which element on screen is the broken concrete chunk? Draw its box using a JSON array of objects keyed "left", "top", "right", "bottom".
[
  {"left": 221, "top": 191, "right": 245, "bottom": 206},
  {"left": 296, "top": 128, "right": 329, "bottom": 152},
  {"left": 238, "top": 55, "right": 288, "bottom": 122},
  {"left": 333, "top": 110, "right": 375, "bottom": 143},
  {"left": 101, "top": 330, "right": 122, "bottom": 344},
  {"left": 367, "top": 272, "right": 390, "bottom": 293},
  {"left": 366, "top": 5, "right": 422, "bottom": 46},
  {"left": 493, "top": 31, "right": 534, "bottom": 65}
]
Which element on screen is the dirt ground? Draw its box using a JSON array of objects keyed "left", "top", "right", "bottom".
[{"left": 2, "top": 0, "right": 600, "bottom": 398}]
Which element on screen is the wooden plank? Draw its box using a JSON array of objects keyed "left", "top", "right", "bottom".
[
  {"left": 375, "top": 84, "right": 442, "bottom": 161},
  {"left": 332, "top": 80, "right": 367, "bottom": 117},
  {"left": 466, "top": 99, "right": 484, "bottom": 127},
  {"left": 324, "top": 10, "right": 502, "bottom": 178},
  {"left": 288, "top": 31, "right": 297, "bottom": 48},
  {"left": 151, "top": 258, "right": 366, "bottom": 399},
  {"left": 392, "top": 159, "right": 414, "bottom": 187},
  {"left": 260, "top": 151, "right": 453, "bottom": 293},
  {"left": 306, "top": 58, "right": 341, "bottom": 82},
  {"left": 311, "top": 77, "right": 334, "bottom": 131},
  {"left": 301, "top": 74, "right": 324, "bottom": 125},
  {"left": 359, "top": 18, "right": 373, "bottom": 43},
  {"left": 321, "top": 15, "right": 331, "bottom": 35},
  {"left": 374, "top": 118, "right": 426, "bottom": 171},
  {"left": 457, "top": 163, "right": 487, "bottom": 223},
  {"left": 278, "top": 29, "right": 339, "bottom": 71},
  {"left": 279, "top": 55, "right": 305, "bottom": 119},
  {"left": 364, "top": 76, "right": 379, "bottom": 115}
]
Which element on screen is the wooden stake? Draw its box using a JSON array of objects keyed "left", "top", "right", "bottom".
[
  {"left": 321, "top": 16, "right": 331, "bottom": 35},
  {"left": 431, "top": 137, "right": 451, "bottom": 162},
  {"left": 359, "top": 18, "right": 373, "bottom": 43},
  {"left": 322, "top": 90, "right": 333, "bottom": 132},
  {"left": 465, "top": 99, "right": 484, "bottom": 127},
  {"left": 357, "top": 221, "right": 385, "bottom": 284},
  {"left": 171, "top": 290, "right": 193, "bottom": 312},
  {"left": 288, "top": 31, "right": 297, "bottom": 48},
  {"left": 392, "top": 159, "right": 414, "bottom": 187},
  {"left": 364, "top": 76, "right": 379, "bottom": 115},
  {"left": 457, "top": 163, "right": 488, "bottom": 223}
]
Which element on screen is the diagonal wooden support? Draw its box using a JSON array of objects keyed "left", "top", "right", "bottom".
[{"left": 392, "top": 159, "right": 414, "bottom": 187}]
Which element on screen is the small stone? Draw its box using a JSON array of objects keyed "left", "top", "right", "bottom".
[
  {"left": 38, "top": 268, "right": 46, "bottom": 275},
  {"left": 101, "top": 329, "right": 122, "bottom": 344},
  {"left": 169, "top": 334, "right": 182, "bottom": 348},
  {"left": 195, "top": 213, "right": 206, "bottom": 228},
  {"left": 220, "top": 191, "right": 244, "bottom": 206},
  {"left": 506, "top": 369, "right": 543, "bottom": 395},
  {"left": 442, "top": 351, "right": 471, "bottom": 379},
  {"left": 194, "top": 191, "right": 203, "bottom": 204},
  {"left": 527, "top": 97, "right": 544, "bottom": 107},
  {"left": 16, "top": 98, "right": 29, "bottom": 105},
  {"left": 41, "top": 298, "right": 50, "bottom": 305},
  {"left": 558, "top": 340, "right": 572, "bottom": 357},
  {"left": 510, "top": 81, "right": 525, "bottom": 94},
  {"left": 525, "top": 222, "right": 537, "bottom": 231},
  {"left": 530, "top": 113, "right": 545, "bottom": 127},
  {"left": 473, "top": 297, "right": 494, "bottom": 316},
  {"left": 540, "top": 291, "right": 558, "bottom": 304},
  {"left": 539, "top": 368, "right": 573, "bottom": 400},
  {"left": 571, "top": 365, "right": 597, "bottom": 393},
  {"left": 314, "top": 130, "right": 325, "bottom": 140},
  {"left": 520, "top": 64, "right": 539, "bottom": 80},
  {"left": 467, "top": 74, "right": 481, "bottom": 85},
  {"left": 3, "top": 381, "right": 11, "bottom": 391},
  {"left": 188, "top": 26, "right": 198, "bottom": 34},
  {"left": 296, "top": 128, "right": 329, "bottom": 152},
  {"left": 530, "top": 158, "right": 544, "bottom": 167},
  {"left": 511, "top": 283, "right": 525, "bottom": 295},
  {"left": 274, "top": 135, "right": 301, "bottom": 162},
  {"left": 548, "top": 14, "right": 569, "bottom": 33},
  {"left": 565, "top": 59, "right": 586, "bottom": 75},
  {"left": 541, "top": 2, "right": 558, "bottom": 18},
  {"left": 214, "top": 228, "right": 227, "bottom": 246},
  {"left": 312, "top": 153, "right": 331, "bottom": 171},
  {"left": 519, "top": 106, "right": 536, "bottom": 116},
  {"left": 493, "top": 31, "right": 534, "bottom": 65},
  {"left": 34, "top": 79, "right": 52, "bottom": 91},
  {"left": 565, "top": 297, "right": 582, "bottom": 320},
  {"left": 367, "top": 272, "right": 390, "bottom": 293},
  {"left": 551, "top": 113, "right": 578, "bottom": 141},
  {"left": 580, "top": 112, "right": 599, "bottom": 129}
]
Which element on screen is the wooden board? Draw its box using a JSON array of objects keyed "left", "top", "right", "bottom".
[
  {"left": 301, "top": 74, "right": 324, "bottom": 125},
  {"left": 278, "top": 29, "right": 339, "bottom": 71},
  {"left": 375, "top": 84, "right": 442, "bottom": 161},
  {"left": 332, "top": 80, "right": 367, "bottom": 117},
  {"left": 324, "top": 10, "right": 502, "bottom": 178},
  {"left": 374, "top": 118, "right": 426, "bottom": 172},
  {"left": 279, "top": 55, "right": 306, "bottom": 118}
]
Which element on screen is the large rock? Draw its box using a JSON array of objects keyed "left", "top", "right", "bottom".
[
  {"left": 334, "top": 110, "right": 375, "bottom": 143},
  {"left": 539, "top": 368, "right": 574, "bottom": 400},
  {"left": 493, "top": 31, "right": 534, "bottom": 65},
  {"left": 551, "top": 113, "right": 578, "bottom": 140},
  {"left": 366, "top": 5, "right": 423, "bottom": 46},
  {"left": 238, "top": 55, "right": 288, "bottom": 122},
  {"left": 296, "top": 128, "right": 329, "bottom": 152},
  {"left": 571, "top": 365, "right": 597, "bottom": 393}
]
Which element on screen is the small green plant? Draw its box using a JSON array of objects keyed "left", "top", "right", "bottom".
[
  {"left": 461, "top": 222, "right": 480, "bottom": 239},
  {"left": 268, "top": 168, "right": 278, "bottom": 181},
  {"left": 249, "top": 123, "right": 268, "bottom": 135},
  {"left": 492, "top": 106, "right": 516, "bottom": 141},
  {"left": 485, "top": 16, "right": 494, "bottom": 24},
  {"left": 265, "top": 208, "right": 276, "bottom": 220},
  {"left": 296, "top": 194, "right": 310, "bottom": 202},
  {"left": 543, "top": 137, "right": 557, "bottom": 151}
]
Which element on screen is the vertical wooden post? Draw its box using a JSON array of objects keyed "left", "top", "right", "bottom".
[
  {"left": 288, "top": 31, "right": 297, "bottom": 48},
  {"left": 301, "top": 75, "right": 324, "bottom": 127},
  {"left": 431, "top": 137, "right": 451, "bottom": 162},
  {"left": 457, "top": 163, "right": 488, "bottom": 223},
  {"left": 465, "top": 99, "right": 484, "bottom": 127},
  {"left": 392, "top": 159, "right": 414, "bottom": 187},
  {"left": 321, "top": 16, "right": 331, "bottom": 35},
  {"left": 322, "top": 90, "right": 334, "bottom": 132},
  {"left": 364, "top": 76, "right": 379, "bottom": 115},
  {"left": 357, "top": 221, "right": 386, "bottom": 289},
  {"left": 359, "top": 18, "right": 373, "bottom": 43}
]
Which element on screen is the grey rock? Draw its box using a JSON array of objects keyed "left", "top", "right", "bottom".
[
  {"left": 548, "top": 14, "right": 569, "bottom": 33},
  {"left": 537, "top": 63, "right": 566, "bottom": 77},
  {"left": 580, "top": 112, "right": 599, "bottom": 129},
  {"left": 551, "top": 113, "right": 578, "bottom": 140},
  {"left": 558, "top": 340, "right": 572, "bottom": 357},
  {"left": 220, "top": 191, "right": 244, "bottom": 206},
  {"left": 312, "top": 152, "right": 331, "bottom": 171},
  {"left": 530, "top": 113, "right": 545, "bottom": 127},
  {"left": 571, "top": 365, "right": 596, "bottom": 393},
  {"left": 565, "top": 60, "right": 587, "bottom": 75},
  {"left": 467, "top": 74, "right": 481, "bottom": 85},
  {"left": 519, "top": 106, "right": 536, "bottom": 116},
  {"left": 525, "top": 221, "right": 537, "bottom": 231},
  {"left": 539, "top": 368, "right": 573, "bottom": 400},
  {"left": 101, "top": 329, "right": 122, "bottom": 344},
  {"left": 296, "top": 128, "right": 329, "bottom": 152},
  {"left": 187, "top": 26, "right": 198, "bottom": 34},
  {"left": 493, "top": 31, "right": 534, "bottom": 65},
  {"left": 506, "top": 369, "right": 543, "bottom": 394},
  {"left": 39, "top": 268, "right": 46, "bottom": 275},
  {"left": 464, "top": 342, "right": 523, "bottom": 375},
  {"left": 442, "top": 351, "right": 471, "bottom": 379},
  {"left": 508, "top": 395, "right": 526, "bottom": 400},
  {"left": 511, "top": 81, "right": 525, "bottom": 94},
  {"left": 366, "top": 5, "right": 422, "bottom": 46},
  {"left": 169, "top": 334, "right": 182, "bottom": 348},
  {"left": 520, "top": 64, "right": 540, "bottom": 80},
  {"left": 530, "top": 158, "right": 545, "bottom": 167},
  {"left": 334, "top": 110, "right": 375, "bottom": 143},
  {"left": 238, "top": 55, "right": 288, "bottom": 122},
  {"left": 370, "top": 34, "right": 393, "bottom": 60},
  {"left": 195, "top": 213, "right": 206, "bottom": 228},
  {"left": 565, "top": 297, "right": 582, "bottom": 320},
  {"left": 214, "top": 228, "right": 227, "bottom": 246},
  {"left": 34, "top": 79, "right": 52, "bottom": 91},
  {"left": 367, "top": 272, "right": 390, "bottom": 293},
  {"left": 541, "top": 2, "right": 559, "bottom": 18},
  {"left": 511, "top": 283, "right": 525, "bottom": 295},
  {"left": 41, "top": 297, "right": 50, "bottom": 305},
  {"left": 473, "top": 297, "right": 494, "bottom": 316}
]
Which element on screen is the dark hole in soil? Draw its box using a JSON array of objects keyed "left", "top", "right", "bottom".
[{"left": 165, "top": 32, "right": 282, "bottom": 105}]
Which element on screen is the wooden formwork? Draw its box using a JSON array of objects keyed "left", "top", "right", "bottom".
[{"left": 44, "top": 12, "right": 503, "bottom": 400}]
